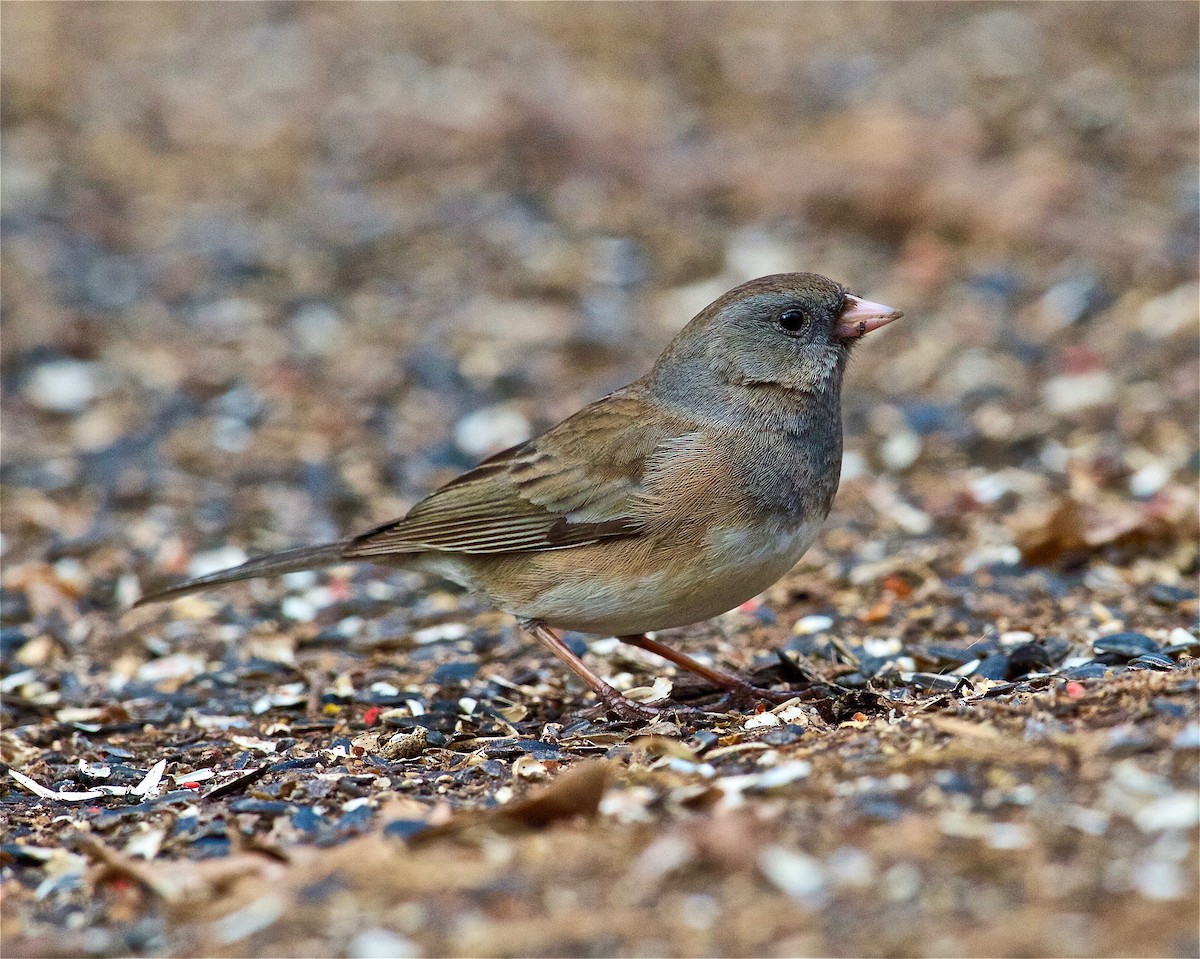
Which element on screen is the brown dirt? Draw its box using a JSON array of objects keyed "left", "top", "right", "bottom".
[{"left": 2, "top": 4, "right": 1197, "bottom": 957}]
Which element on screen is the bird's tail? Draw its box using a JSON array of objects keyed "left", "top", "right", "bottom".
[{"left": 133, "top": 542, "right": 352, "bottom": 606}]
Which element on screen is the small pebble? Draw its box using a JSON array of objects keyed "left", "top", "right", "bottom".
[
  {"left": 281, "top": 596, "right": 318, "bottom": 622},
  {"left": 412, "top": 623, "right": 468, "bottom": 645},
  {"left": 137, "top": 653, "right": 207, "bottom": 684},
  {"left": 1133, "top": 793, "right": 1200, "bottom": 833},
  {"left": 1132, "top": 859, "right": 1188, "bottom": 901},
  {"left": 453, "top": 404, "right": 532, "bottom": 459},
  {"left": 987, "top": 822, "right": 1033, "bottom": 849},
  {"left": 1040, "top": 269, "right": 1110, "bottom": 327},
  {"left": 288, "top": 303, "right": 345, "bottom": 356},
  {"left": 23, "top": 359, "right": 104, "bottom": 413},
  {"left": 883, "top": 862, "right": 922, "bottom": 901},
  {"left": 212, "top": 894, "right": 285, "bottom": 945},
  {"left": 348, "top": 929, "right": 422, "bottom": 959},
  {"left": 1168, "top": 627, "right": 1199, "bottom": 647},
  {"left": 1042, "top": 370, "right": 1115, "bottom": 413},
  {"left": 758, "top": 846, "right": 826, "bottom": 902},
  {"left": 744, "top": 711, "right": 781, "bottom": 730},
  {"left": 794, "top": 615, "right": 834, "bottom": 635},
  {"left": 188, "top": 546, "right": 248, "bottom": 579},
  {"left": 679, "top": 894, "right": 717, "bottom": 931},
  {"left": 839, "top": 450, "right": 867, "bottom": 482},
  {"left": 1129, "top": 461, "right": 1171, "bottom": 498},
  {"left": 336, "top": 616, "right": 365, "bottom": 638},
  {"left": 862, "top": 636, "right": 902, "bottom": 657},
  {"left": 824, "top": 847, "right": 874, "bottom": 888},
  {"left": 380, "top": 728, "right": 430, "bottom": 761},
  {"left": 961, "top": 545, "right": 1021, "bottom": 573},
  {"left": 880, "top": 430, "right": 922, "bottom": 472},
  {"left": 194, "top": 297, "right": 265, "bottom": 342},
  {"left": 1172, "top": 725, "right": 1200, "bottom": 750},
  {"left": 753, "top": 761, "right": 812, "bottom": 790},
  {"left": 1138, "top": 282, "right": 1199, "bottom": 340},
  {"left": 664, "top": 758, "right": 715, "bottom": 778},
  {"left": 1067, "top": 806, "right": 1109, "bottom": 836},
  {"left": 283, "top": 570, "right": 319, "bottom": 590},
  {"left": 970, "top": 473, "right": 1009, "bottom": 504}
]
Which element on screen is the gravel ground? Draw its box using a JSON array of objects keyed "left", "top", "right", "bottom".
[{"left": 2, "top": 4, "right": 1198, "bottom": 957}]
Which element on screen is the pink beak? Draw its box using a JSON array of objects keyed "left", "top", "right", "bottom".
[{"left": 835, "top": 294, "right": 903, "bottom": 340}]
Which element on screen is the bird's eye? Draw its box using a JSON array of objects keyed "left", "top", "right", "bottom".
[{"left": 778, "top": 309, "right": 806, "bottom": 333}]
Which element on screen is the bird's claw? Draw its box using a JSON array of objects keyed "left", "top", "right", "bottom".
[{"left": 581, "top": 692, "right": 706, "bottom": 723}]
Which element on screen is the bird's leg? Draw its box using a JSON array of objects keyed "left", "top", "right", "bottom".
[
  {"left": 618, "top": 633, "right": 796, "bottom": 706},
  {"left": 520, "top": 620, "right": 670, "bottom": 721}
]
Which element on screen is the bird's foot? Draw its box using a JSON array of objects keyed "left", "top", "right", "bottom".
[
  {"left": 581, "top": 689, "right": 706, "bottom": 723},
  {"left": 710, "top": 680, "right": 799, "bottom": 709},
  {"left": 520, "top": 620, "right": 706, "bottom": 724},
  {"left": 617, "top": 633, "right": 801, "bottom": 711}
]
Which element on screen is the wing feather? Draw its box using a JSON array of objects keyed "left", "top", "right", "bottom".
[{"left": 343, "top": 389, "right": 681, "bottom": 558}]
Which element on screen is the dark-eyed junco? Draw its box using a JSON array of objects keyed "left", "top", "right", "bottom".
[{"left": 137, "top": 274, "right": 901, "bottom": 719}]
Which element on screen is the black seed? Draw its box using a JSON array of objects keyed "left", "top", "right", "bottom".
[
  {"left": 1129, "top": 653, "right": 1176, "bottom": 671},
  {"left": 687, "top": 730, "right": 720, "bottom": 753},
  {"left": 1006, "top": 643, "right": 1052, "bottom": 678},
  {"left": 383, "top": 818, "right": 430, "bottom": 841},
  {"left": 1063, "top": 663, "right": 1118, "bottom": 680},
  {"left": 229, "top": 799, "right": 298, "bottom": 815},
  {"left": 1149, "top": 583, "right": 1198, "bottom": 605},
  {"left": 762, "top": 724, "right": 807, "bottom": 746},
  {"left": 973, "top": 651, "right": 1009, "bottom": 680},
  {"left": 1093, "top": 632, "right": 1158, "bottom": 658},
  {"left": 431, "top": 660, "right": 480, "bottom": 684}
]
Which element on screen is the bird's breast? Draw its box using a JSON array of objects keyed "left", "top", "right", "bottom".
[{"left": 485, "top": 512, "right": 825, "bottom": 636}]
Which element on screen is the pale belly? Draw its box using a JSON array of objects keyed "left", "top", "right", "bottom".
[{"left": 479, "top": 516, "right": 826, "bottom": 636}]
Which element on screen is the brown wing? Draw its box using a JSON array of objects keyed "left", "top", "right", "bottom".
[{"left": 344, "top": 389, "right": 685, "bottom": 558}]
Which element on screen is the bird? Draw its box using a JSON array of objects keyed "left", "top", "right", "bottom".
[{"left": 136, "top": 273, "right": 902, "bottom": 720}]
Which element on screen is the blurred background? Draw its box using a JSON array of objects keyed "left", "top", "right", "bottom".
[
  {"left": 2, "top": 5, "right": 1198, "bottom": 957},
  {"left": 3, "top": 2, "right": 1197, "bottom": 570}
]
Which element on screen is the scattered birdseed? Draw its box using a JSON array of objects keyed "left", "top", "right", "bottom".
[{"left": 3, "top": 8, "right": 1196, "bottom": 959}]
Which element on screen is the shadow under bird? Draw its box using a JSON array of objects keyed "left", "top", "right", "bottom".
[{"left": 137, "top": 273, "right": 902, "bottom": 719}]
